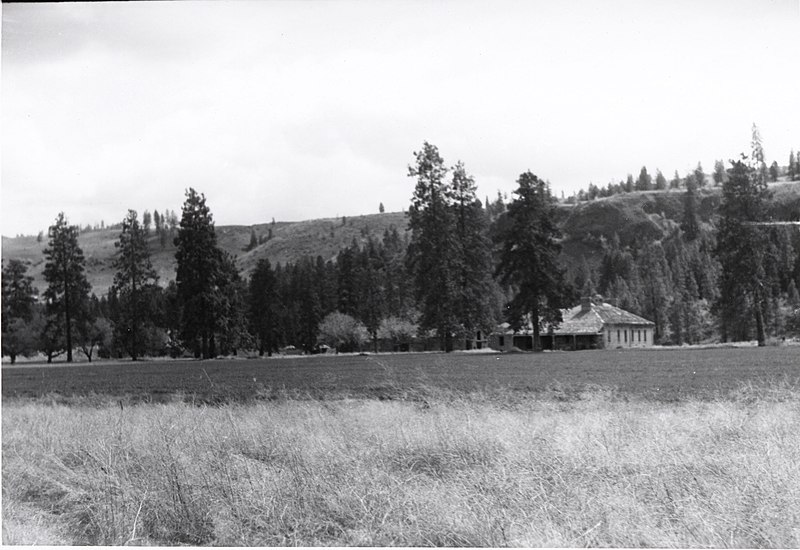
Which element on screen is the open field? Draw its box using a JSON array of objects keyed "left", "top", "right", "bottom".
[
  {"left": 4, "top": 349, "right": 800, "bottom": 546},
  {"left": 3, "top": 347, "right": 800, "bottom": 403},
  {"left": 4, "top": 390, "right": 800, "bottom": 546}
]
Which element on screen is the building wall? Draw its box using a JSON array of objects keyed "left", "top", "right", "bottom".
[{"left": 604, "top": 324, "right": 653, "bottom": 349}]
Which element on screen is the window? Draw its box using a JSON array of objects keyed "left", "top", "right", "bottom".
[
  {"left": 624, "top": 330, "right": 627, "bottom": 343},
  {"left": 617, "top": 329, "right": 620, "bottom": 342},
  {"left": 498, "top": 336, "right": 505, "bottom": 347},
  {"left": 607, "top": 331, "right": 611, "bottom": 343},
  {"left": 638, "top": 330, "right": 641, "bottom": 342},
  {"left": 644, "top": 331, "right": 647, "bottom": 343}
]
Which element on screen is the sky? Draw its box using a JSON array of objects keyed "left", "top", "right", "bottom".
[{"left": 2, "top": 0, "right": 799, "bottom": 237}]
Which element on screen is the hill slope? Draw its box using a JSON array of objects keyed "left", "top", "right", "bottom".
[
  {"left": 3, "top": 184, "right": 799, "bottom": 296},
  {"left": 1, "top": 212, "right": 409, "bottom": 296}
]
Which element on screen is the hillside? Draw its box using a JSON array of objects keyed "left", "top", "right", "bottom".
[
  {"left": 1, "top": 212, "right": 409, "bottom": 296},
  {"left": 3, "top": 184, "right": 799, "bottom": 297}
]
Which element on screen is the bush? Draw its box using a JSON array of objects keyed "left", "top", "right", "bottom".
[{"left": 317, "top": 312, "right": 368, "bottom": 353}]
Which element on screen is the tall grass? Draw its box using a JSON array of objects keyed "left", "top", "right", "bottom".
[{"left": 3, "top": 387, "right": 800, "bottom": 546}]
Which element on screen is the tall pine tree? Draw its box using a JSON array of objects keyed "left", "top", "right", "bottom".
[
  {"left": 111, "top": 210, "right": 159, "bottom": 360},
  {"left": 450, "top": 161, "right": 496, "bottom": 340},
  {"left": 406, "top": 142, "right": 459, "bottom": 350},
  {"left": 43, "top": 212, "right": 91, "bottom": 363},
  {"left": 174, "top": 189, "right": 225, "bottom": 358},
  {"left": 715, "top": 144, "right": 773, "bottom": 345},
  {"left": 495, "top": 171, "right": 571, "bottom": 350}
]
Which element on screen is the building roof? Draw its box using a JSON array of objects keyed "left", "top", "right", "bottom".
[
  {"left": 554, "top": 302, "right": 654, "bottom": 335},
  {"left": 495, "top": 302, "right": 654, "bottom": 336}
]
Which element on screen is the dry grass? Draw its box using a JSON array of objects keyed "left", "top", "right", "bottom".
[{"left": 3, "top": 387, "right": 800, "bottom": 546}]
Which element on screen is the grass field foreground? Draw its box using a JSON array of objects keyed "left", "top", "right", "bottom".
[{"left": 3, "top": 386, "right": 800, "bottom": 546}]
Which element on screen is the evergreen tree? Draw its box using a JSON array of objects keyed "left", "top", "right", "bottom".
[
  {"left": 694, "top": 162, "right": 706, "bottom": 188},
  {"left": 638, "top": 242, "right": 671, "bottom": 343},
  {"left": 379, "top": 202, "right": 385, "bottom": 213},
  {"left": 713, "top": 160, "right": 726, "bottom": 186},
  {"left": 336, "top": 241, "right": 360, "bottom": 316},
  {"left": 111, "top": 210, "right": 159, "bottom": 360},
  {"left": 142, "top": 210, "right": 152, "bottom": 235},
  {"left": 636, "top": 166, "right": 652, "bottom": 191},
  {"left": 2, "top": 260, "right": 38, "bottom": 363},
  {"left": 294, "top": 257, "right": 323, "bottom": 352},
  {"left": 681, "top": 172, "right": 700, "bottom": 241},
  {"left": 215, "top": 251, "right": 252, "bottom": 355},
  {"left": 789, "top": 150, "right": 797, "bottom": 180},
  {"left": 174, "top": 188, "right": 226, "bottom": 358},
  {"left": 406, "top": 142, "right": 459, "bottom": 350},
  {"left": 655, "top": 169, "right": 667, "bottom": 191},
  {"left": 356, "top": 240, "right": 386, "bottom": 351},
  {"left": 450, "top": 161, "right": 496, "bottom": 339},
  {"left": 42, "top": 212, "right": 91, "bottom": 362},
  {"left": 670, "top": 170, "right": 682, "bottom": 190},
  {"left": 495, "top": 171, "right": 571, "bottom": 350},
  {"left": 715, "top": 154, "right": 773, "bottom": 346},
  {"left": 769, "top": 161, "right": 780, "bottom": 182},
  {"left": 249, "top": 259, "right": 280, "bottom": 356},
  {"left": 624, "top": 174, "right": 634, "bottom": 193},
  {"left": 246, "top": 227, "right": 258, "bottom": 251}
]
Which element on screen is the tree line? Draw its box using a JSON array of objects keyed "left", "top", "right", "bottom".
[
  {"left": 3, "top": 130, "right": 800, "bottom": 362},
  {"left": 567, "top": 145, "right": 799, "bottom": 204}
]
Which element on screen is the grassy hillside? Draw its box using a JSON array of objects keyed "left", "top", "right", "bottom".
[
  {"left": 1, "top": 212, "right": 409, "bottom": 296},
  {"left": 3, "top": 184, "right": 799, "bottom": 296}
]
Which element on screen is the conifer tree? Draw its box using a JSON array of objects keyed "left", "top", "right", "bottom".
[
  {"left": 246, "top": 227, "right": 258, "bottom": 251},
  {"left": 624, "top": 174, "right": 634, "bottom": 193},
  {"left": 694, "top": 162, "right": 706, "bottom": 188},
  {"left": 249, "top": 258, "right": 279, "bottom": 356},
  {"left": 655, "top": 169, "right": 667, "bottom": 191},
  {"left": 716, "top": 149, "right": 773, "bottom": 346},
  {"left": 111, "top": 210, "right": 159, "bottom": 360},
  {"left": 450, "top": 161, "right": 495, "bottom": 339},
  {"left": 174, "top": 188, "right": 226, "bottom": 358},
  {"left": 2, "top": 260, "right": 39, "bottom": 364},
  {"left": 43, "top": 212, "right": 91, "bottom": 362},
  {"left": 639, "top": 242, "right": 671, "bottom": 343},
  {"left": 406, "top": 142, "right": 459, "bottom": 350},
  {"left": 681, "top": 173, "right": 700, "bottom": 241},
  {"left": 636, "top": 166, "right": 652, "bottom": 191},
  {"left": 495, "top": 171, "right": 570, "bottom": 350},
  {"left": 670, "top": 170, "right": 682, "bottom": 190},
  {"left": 713, "top": 160, "right": 726, "bottom": 186}
]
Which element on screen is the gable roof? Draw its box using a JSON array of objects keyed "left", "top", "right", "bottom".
[
  {"left": 495, "top": 302, "right": 654, "bottom": 336},
  {"left": 554, "top": 302, "right": 654, "bottom": 335}
]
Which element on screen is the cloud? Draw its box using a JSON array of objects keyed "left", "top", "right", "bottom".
[{"left": 2, "top": 0, "right": 799, "bottom": 236}]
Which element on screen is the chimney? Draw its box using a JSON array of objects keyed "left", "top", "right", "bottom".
[{"left": 581, "top": 296, "right": 592, "bottom": 312}]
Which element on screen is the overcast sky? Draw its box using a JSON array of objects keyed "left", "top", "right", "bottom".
[{"left": 2, "top": 0, "right": 799, "bottom": 237}]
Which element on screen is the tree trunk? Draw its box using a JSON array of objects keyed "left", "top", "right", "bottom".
[
  {"left": 532, "top": 303, "right": 541, "bottom": 352},
  {"left": 64, "top": 269, "right": 73, "bottom": 363},
  {"left": 755, "top": 300, "right": 766, "bottom": 347},
  {"left": 10, "top": 353, "right": 16, "bottom": 365}
]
